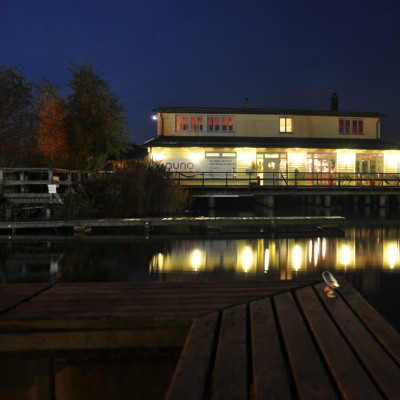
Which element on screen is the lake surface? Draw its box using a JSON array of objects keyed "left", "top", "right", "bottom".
[{"left": 1, "top": 221, "right": 399, "bottom": 331}]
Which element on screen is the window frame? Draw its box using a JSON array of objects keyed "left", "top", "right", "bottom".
[
  {"left": 176, "top": 115, "right": 204, "bottom": 132},
  {"left": 339, "top": 118, "right": 365, "bottom": 135},
  {"left": 355, "top": 153, "right": 383, "bottom": 173},
  {"left": 207, "top": 116, "right": 236, "bottom": 133},
  {"left": 279, "top": 117, "right": 293, "bottom": 134}
]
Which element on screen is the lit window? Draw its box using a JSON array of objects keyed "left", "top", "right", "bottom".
[
  {"left": 205, "top": 152, "right": 221, "bottom": 157},
  {"left": 339, "top": 119, "right": 364, "bottom": 135},
  {"left": 280, "top": 117, "right": 293, "bottom": 133},
  {"left": 205, "top": 151, "right": 237, "bottom": 158},
  {"left": 222, "top": 152, "right": 236, "bottom": 157},
  {"left": 208, "top": 116, "right": 235, "bottom": 132},
  {"left": 176, "top": 115, "right": 204, "bottom": 132}
]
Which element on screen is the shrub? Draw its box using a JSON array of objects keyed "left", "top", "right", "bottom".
[{"left": 52, "top": 160, "right": 191, "bottom": 218}]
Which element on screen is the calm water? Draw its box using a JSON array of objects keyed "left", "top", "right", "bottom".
[{"left": 1, "top": 222, "right": 399, "bottom": 331}]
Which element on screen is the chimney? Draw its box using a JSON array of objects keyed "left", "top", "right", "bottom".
[
  {"left": 331, "top": 93, "right": 339, "bottom": 111},
  {"left": 244, "top": 97, "right": 249, "bottom": 108}
]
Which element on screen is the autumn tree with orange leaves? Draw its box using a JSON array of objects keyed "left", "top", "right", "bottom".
[{"left": 34, "top": 79, "right": 69, "bottom": 167}]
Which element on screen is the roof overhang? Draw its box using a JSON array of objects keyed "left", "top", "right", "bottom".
[
  {"left": 143, "top": 136, "right": 400, "bottom": 151},
  {"left": 153, "top": 106, "right": 385, "bottom": 119}
]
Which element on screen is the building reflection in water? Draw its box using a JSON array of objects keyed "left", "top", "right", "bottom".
[
  {"left": 0, "top": 242, "right": 64, "bottom": 283},
  {"left": 150, "top": 228, "right": 400, "bottom": 282}
]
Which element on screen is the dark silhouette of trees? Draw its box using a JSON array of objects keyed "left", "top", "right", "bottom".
[
  {"left": 67, "top": 62, "right": 130, "bottom": 170},
  {"left": 0, "top": 66, "right": 35, "bottom": 166}
]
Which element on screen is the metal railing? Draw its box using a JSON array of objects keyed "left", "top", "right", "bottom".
[
  {"left": 0, "top": 167, "right": 95, "bottom": 205},
  {"left": 169, "top": 171, "right": 400, "bottom": 189}
]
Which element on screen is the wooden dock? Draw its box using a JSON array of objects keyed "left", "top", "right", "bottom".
[
  {"left": 0, "top": 216, "right": 345, "bottom": 237},
  {"left": 0, "top": 279, "right": 399, "bottom": 399}
]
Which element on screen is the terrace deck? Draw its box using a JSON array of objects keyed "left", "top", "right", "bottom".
[{"left": 0, "top": 279, "right": 399, "bottom": 399}]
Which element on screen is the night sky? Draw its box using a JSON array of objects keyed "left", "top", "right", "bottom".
[{"left": 1, "top": 0, "right": 400, "bottom": 145}]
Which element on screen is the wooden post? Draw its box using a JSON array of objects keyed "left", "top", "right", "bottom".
[
  {"left": 325, "top": 195, "right": 332, "bottom": 208},
  {"left": 20, "top": 171, "right": 25, "bottom": 193},
  {"left": 144, "top": 221, "right": 151, "bottom": 239}
]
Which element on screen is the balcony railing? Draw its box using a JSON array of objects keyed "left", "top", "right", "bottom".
[{"left": 169, "top": 171, "right": 400, "bottom": 189}]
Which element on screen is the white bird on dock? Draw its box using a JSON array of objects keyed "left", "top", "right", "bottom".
[{"left": 322, "top": 271, "right": 340, "bottom": 298}]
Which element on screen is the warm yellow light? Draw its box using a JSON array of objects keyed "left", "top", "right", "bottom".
[
  {"left": 385, "top": 152, "right": 399, "bottom": 168},
  {"left": 337, "top": 152, "right": 354, "bottom": 167},
  {"left": 386, "top": 243, "right": 398, "bottom": 269},
  {"left": 239, "top": 151, "right": 255, "bottom": 164},
  {"left": 191, "top": 249, "right": 202, "bottom": 271},
  {"left": 189, "top": 152, "right": 203, "bottom": 162},
  {"left": 280, "top": 117, "right": 292, "bottom": 132},
  {"left": 150, "top": 252, "right": 164, "bottom": 273},
  {"left": 289, "top": 152, "right": 305, "bottom": 164},
  {"left": 286, "top": 118, "right": 292, "bottom": 132},
  {"left": 264, "top": 154, "right": 279, "bottom": 158},
  {"left": 242, "top": 246, "right": 253, "bottom": 272},
  {"left": 293, "top": 245, "right": 302, "bottom": 271},
  {"left": 264, "top": 249, "right": 270, "bottom": 273},
  {"left": 314, "top": 238, "right": 320, "bottom": 266},
  {"left": 152, "top": 152, "right": 164, "bottom": 162},
  {"left": 340, "top": 245, "right": 351, "bottom": 268},
  {"left": 322, "top": 238, "right": 327, "bottom": 259}
]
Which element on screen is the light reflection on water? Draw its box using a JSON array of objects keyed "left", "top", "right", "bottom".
[
  {"left": 150, "top": 227, "right": 400, "bottom": 279},
  {"left": 0, "top": 224, "right": 399, "bottom": 331}
]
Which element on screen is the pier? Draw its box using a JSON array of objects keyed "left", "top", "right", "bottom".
[
  {"left": 0, "top": 279, "right": 399, "bottom": 399},
  {"left": 2, "top": 168, "right": 400, "bottom": 218},
  {"left": 0, "top": 216, "right": 345, "bottom": 238}
]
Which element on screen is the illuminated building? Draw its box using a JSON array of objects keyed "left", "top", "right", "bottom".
[{"left": 144, "top": 94, "right": 400, "bottom": 185}]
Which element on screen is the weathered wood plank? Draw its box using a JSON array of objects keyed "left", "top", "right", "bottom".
[
  {"left": 0, "top": 305, "right": 225, "bottom": 320},
  {"left": 0, "top": 281, "right": 317, "bottom": 321},
  {"left": 0, "top": 325, "right": 190, "bottom": 351},
  {"left": 210, "top": 304, "right": 248, "bottom": 400},
  {"left": 337, "top": 278, "right": 400, "bottom": 365},
  {"left": 315, "top": 282, "right": 400, "bottom": 399},
  {"left": 250, "top": 297, "right": 292, "bottom": 400},
  {"left": 0, "top": 284, "right": 50, "bottom": 314},
  {"left": 296, "top": 286, "right": 383, "bottom": 399},
  {"left": 0, "top": 216, "right": 345, "bottom": 233},
  {"left": 165, "top": 312, "right": 219, "bottom": 400},
  {"left": 274, "top": 291, "right": 337, "bottom": 400}
]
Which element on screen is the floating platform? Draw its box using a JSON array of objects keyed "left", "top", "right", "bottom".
[
  {"left": 0, "top": 216, "right": 345, "bottom": 237},
  {"left": 0, "top": 278, "right": 399, "bottom": 399}
]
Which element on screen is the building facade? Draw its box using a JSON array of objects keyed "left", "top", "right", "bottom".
[{"left": 144, "top": 95, "right": 400, "bottom": 186}]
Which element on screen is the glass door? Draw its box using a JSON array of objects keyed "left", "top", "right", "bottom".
[{"left": 307, "top": 153, "right": 336, "bottom": 185}]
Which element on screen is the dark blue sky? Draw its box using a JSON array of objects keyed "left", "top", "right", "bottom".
[{"left": 1, "top": 0, "right": 399, "bottom": 145}]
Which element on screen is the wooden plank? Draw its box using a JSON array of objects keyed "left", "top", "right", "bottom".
[
  {"left": 165, "top": 312, "right": 219, "bottom": 400},
  {"left": 296, "top": 286, "right": 382, "bottom": 399},
  {"left": 0, "top": 281, "right": 315, "bottom": 292},
  {"left": 315, "top": 282, "right": 400, "bottom": 399},
  {"left": 0, "top": 282, "right": 318, "bottom": 321},
  {"left": 0, "top": 325, "right": 190, "bottom": 351},
  {"left": 0, "top": 284, "right": 50, "bottom": 314},
  {"left": 337, "top": 278, "right": 400, "bottom": 365},
  {"left": 274, "top": 291, "right": 337, "bottom": 400},
  {"left": 250, "top": 297, "right": 292, "bottom": 400},
  {"left": 0, "top": 216, "right": 345, "bottom": 232},
  {"left": 210, "top": 304, "right": 248, "bottom": 400}
]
